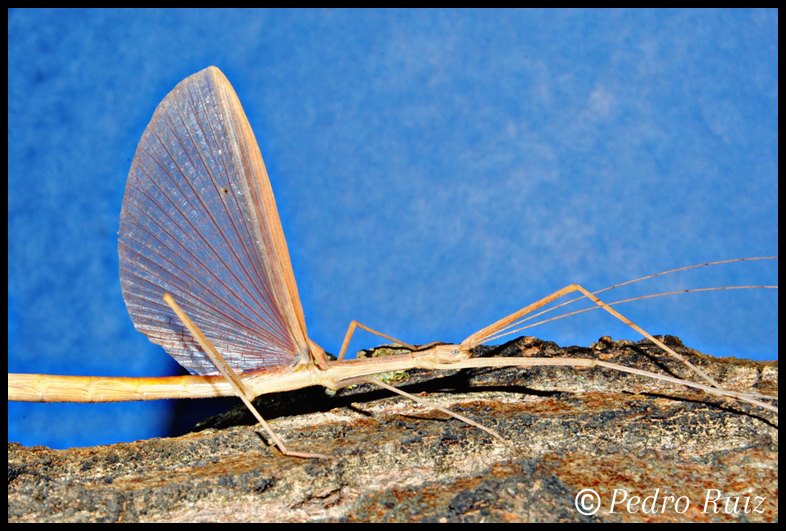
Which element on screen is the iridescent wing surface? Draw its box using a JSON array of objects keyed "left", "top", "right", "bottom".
[{"left": 119, "top": 67, "right": 310, "bottom": 375}]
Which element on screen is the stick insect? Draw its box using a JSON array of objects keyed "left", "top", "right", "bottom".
[{"left": 7, "top": 67, "right": 778, "bottom": 459}]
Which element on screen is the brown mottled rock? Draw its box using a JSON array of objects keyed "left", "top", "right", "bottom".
[{"left": 7, "top": 336, "right": 778, "bottom": 522}]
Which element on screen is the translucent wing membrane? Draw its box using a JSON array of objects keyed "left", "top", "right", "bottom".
[{"left": 119, "top": 67, "right": 309, "bottom": 375}]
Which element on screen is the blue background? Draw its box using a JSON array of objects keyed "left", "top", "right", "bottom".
[{"left": 8, "top": 9, "right": 778, "bottom": 449}]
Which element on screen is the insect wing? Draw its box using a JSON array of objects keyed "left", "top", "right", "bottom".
[{"left": 119, "top": 67, "right": 309, "bottom": 375}]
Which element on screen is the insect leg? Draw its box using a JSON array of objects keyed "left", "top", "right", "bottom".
[
  {"left": 336, "top": 320, "right": 417, "bottom": 361},
  {"left": 356, "top": 377, "right": 507, "bottom": 442},
  {"left": 463, "top": 284, "right": 731, "bottom": 395},
  {"left": 163, "top": 293, "right": 327, "bottom": 459}
]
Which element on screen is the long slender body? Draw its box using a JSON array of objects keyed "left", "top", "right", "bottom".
[
  {"left": 6, "top": 348, "right": 457, "bottom": 402},
  {"left": 7, "top": 344, "right": 777, "bottom": 412},
  {"left": 8, "top": 68, "right": 776, "bottom": 456}
]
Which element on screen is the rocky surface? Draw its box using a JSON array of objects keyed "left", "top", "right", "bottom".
[{"left": 8, "top": 336, "right": 778, "bottom": 522}]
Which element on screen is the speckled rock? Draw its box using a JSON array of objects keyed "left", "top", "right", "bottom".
[{"left": 8, "top": 336, "right": 778, "bottom": 522}]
